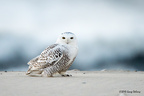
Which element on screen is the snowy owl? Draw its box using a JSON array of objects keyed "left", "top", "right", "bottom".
[{"left": 26, "top": 32, "right": 78, "bottom": 77}]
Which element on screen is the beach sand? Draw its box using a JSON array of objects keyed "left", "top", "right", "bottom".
[{"left": 0, "top": 70, "right": 143, "bottom": 96}]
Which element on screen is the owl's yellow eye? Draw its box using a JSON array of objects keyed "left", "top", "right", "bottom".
[
  {"left": 70, "top": 37, "right": 74, "bottom": 39},
  {"left": 62, "top": 37, "right": 65, "bottom": 39}
]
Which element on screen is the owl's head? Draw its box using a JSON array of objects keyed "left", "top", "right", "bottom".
[{"left": 56, "top": 32, "right": 77, "bottom": 45}]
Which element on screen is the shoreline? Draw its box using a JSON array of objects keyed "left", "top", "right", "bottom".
[{"left": 0, "top": 70, "right": 144, "bottom": 96}]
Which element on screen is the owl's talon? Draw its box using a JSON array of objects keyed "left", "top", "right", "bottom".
[
  {"left": 62, "top": 74, "right": 72, "bottom": 77},
  {"left": 67, "top": 74, "right": 72, "bottom": 76}
]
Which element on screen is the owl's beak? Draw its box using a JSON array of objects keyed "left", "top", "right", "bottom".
[
  {"left": 66, "top": 41, "right": 69, "bottom": 44},
  {"left": 66, "top": 39, "right": 69, "bottom": 44}
]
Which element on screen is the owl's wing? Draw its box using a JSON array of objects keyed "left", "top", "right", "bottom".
[
  {"left": 27, "top": 44, "right": 63, "bottom": 69},
  {"left": 27, "top": 55, "right": 40, "bottom": 65}
]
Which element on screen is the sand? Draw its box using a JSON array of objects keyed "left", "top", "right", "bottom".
[{"left": 0, "top": 70, "right": 144, "bottom": 96}]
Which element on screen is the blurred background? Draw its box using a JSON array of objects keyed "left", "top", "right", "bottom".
[{"left": 0, "top": 0, "right": 144, "bottom": 71}]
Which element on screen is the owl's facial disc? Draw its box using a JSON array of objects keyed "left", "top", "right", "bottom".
[
  {"left": 64, "top": 36, "right": 75, "bottom": 44},
  {"left": 56, "top": 32, "right": 77, "bottom": 45}
]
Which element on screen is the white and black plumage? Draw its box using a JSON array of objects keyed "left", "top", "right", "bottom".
[{"left": 26, "top": 32, "right": 78, "bottom": 77}]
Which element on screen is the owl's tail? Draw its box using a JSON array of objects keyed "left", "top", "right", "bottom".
[{"left": 26, "top": 66, "right": 43, "bottom": 75}]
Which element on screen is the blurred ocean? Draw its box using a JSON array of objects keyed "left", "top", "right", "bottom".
[{"left": 0, "top": 0, "right": 144, "bottom": 71}]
